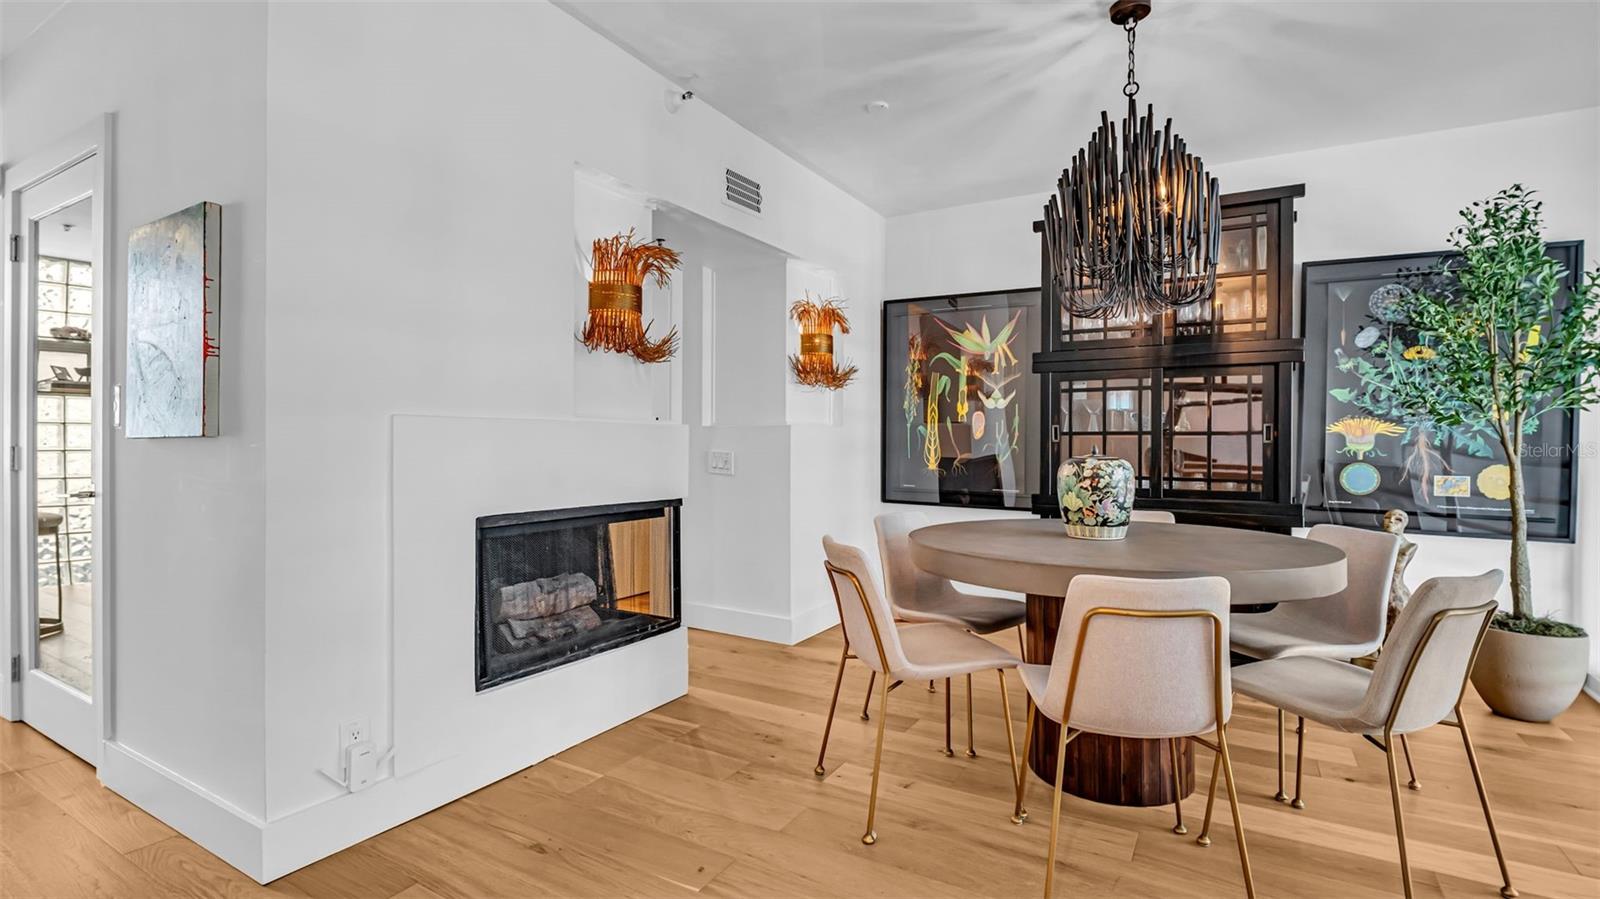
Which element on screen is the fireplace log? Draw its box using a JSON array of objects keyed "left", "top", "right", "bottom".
[
  {"left": 495, "top": 605, "right": 604, "bottom": 651},
  {"left": 495, "top": 572, "right": 599, "bottom": 622}
]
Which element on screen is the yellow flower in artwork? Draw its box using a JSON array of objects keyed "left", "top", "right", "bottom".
[
  {"left": 1477, "top": 463, "right": 1512, "bottom": 501},
  {"left": 1402, "top": 345, "right": 1436, "bottom": 360},
  {"left": 1328, "top": 416, "right": 1405, "bottom": 460}
]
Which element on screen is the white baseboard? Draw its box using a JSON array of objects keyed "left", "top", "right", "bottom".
[
  {"left": 260, "top": 630, "right": 687, "bottom": 881},
  {"left": 684, "top": 601, "right": 797, "bottom": 643},
  {"left": 97, "top": 633, "right": 688, "bottom": 884},
  {"left": 99, "top": 741, "right": 266, "bottom": 881},
  {"left": 1585, "top": 673, "right": 1599, "bottom": 703}
]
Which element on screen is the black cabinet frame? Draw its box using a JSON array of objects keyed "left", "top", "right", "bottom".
[{"left": 1032, "top": 184, "right": 1307, "bottom": 530}]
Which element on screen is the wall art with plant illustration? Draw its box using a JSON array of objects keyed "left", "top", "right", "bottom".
[
  {"left": 882, "top": 289, "right": 1040, "bottom": 508},
  {"left": 1300, "top": 242, "right": 1582, "bottom": 541}
]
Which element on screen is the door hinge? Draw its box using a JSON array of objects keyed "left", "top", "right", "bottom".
[
  {"left": 9, "top": 656, "right": 19, "bottom": 683},
  {"left": 8, "top": 445, "right": 18, "bottom": 472},
  {"left": 8, "top": 235, "right": 18, "bottom": 264}
]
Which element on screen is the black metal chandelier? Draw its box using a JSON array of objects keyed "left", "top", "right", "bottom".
[{"left": 1043, "top": 0, "right": 1220, "bottom": 321}]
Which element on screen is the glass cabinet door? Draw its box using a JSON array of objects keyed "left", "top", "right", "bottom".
[
  {"left": 1168, "top": 206, "right": 1278, "bottom": 339},
  {"left": 1161, "top": 366, "right": 1274, "bottom": 499},
  {"left": 1053, "top": 372, "right": 1156, "bottom": 492}
]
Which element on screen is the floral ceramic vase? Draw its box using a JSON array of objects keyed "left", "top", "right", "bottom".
[{"left": 1056, "top": 454, "right": 1135, "bottom": 540}]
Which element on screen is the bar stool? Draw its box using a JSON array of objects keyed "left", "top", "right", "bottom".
[{"left": 37, "top": 510, "right": 65, "bottom": 638}]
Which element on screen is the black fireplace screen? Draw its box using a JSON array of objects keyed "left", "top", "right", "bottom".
[{"left": 475, "top": 499, "right": 681, "bottom": 691}]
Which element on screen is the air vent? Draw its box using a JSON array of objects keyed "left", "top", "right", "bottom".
[{"left": 724, "top": 168, "right": 761, "bottom": 215}]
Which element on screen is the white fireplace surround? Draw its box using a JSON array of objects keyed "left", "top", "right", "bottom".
[
  {"left": 393, "top": 412, "right": 689, "bottom": 773},
  {"left": 247, "top": 414, "right": 692, "bottom": 879}
]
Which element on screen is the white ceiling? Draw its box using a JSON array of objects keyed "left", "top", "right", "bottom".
[
  {"left": 555, "top": 0, "right": 1600, "bottom": 216},
  {"left": 0, "top": 1, "right": 68, "bottom": 61}
]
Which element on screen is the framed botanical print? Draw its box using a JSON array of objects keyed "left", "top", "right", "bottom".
[
  {"left": 1300, "top": 242, "right": 1582, "bottom": 542},
  {"left": 882, "top": 289, "right": 1040, "bottom": 509}
]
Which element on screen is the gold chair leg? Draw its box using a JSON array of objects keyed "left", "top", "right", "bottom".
[
  {"left": 966, "top": 673, "right": 978, "bottom": 758},
  {"left": 998, "top": 669, "right": 1022, "bottom": 821},
  {"left": 1458, "top": 714, "right": 1519, "bottom": 898},
  {"left": 1196, "top": 747, "right": 1221, "bottom": 847},
  {"left": 1399, "top": 733, "right": 1421, "bottom": 790},
  {"left": 1042, "top": 719, "right": 1072, "bottom": 899},
  {"left": 1217, "top": 724, "right": 1256, "bottom": 899},
  {"left": 1384, "top": 737, "right": 1415, "bottom": 899},
  {"left": 943, "top": 677, "right": 955, "bottom": 757},
  {"left": 1273, "top": 709, "right": 1288, "bottom": 802},
  {"left": 1017, "top": 623, "right": 1027, "bottom": 660},
  {"left": 814, "top": 643, "right": 848, "bottom": 776},
  {"left": 1013, "top": 698, "right": 1034, "bottom": 824},
  {"left": 860, "top": 670, "right": 876, "bottom": 721},
  {"left": 862, "top": 674, "right": 891, "bottom": 845},
  {"left": 1291, "top": 715, "right": 1307, "bottom": 809},
  {"left": 1169, "top": 737, "right": 1188, "bottom": 835}
]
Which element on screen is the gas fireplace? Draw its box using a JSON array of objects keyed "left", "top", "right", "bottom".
[{"left": 475, "top": 499, "right": 681, "bottom": 691}]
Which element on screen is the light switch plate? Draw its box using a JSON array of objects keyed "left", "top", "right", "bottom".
[{"left": 708, "top": 450, "right": 735, "bottom": 476}]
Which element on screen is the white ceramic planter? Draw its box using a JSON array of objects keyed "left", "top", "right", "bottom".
[{"left": 1470, "top": 627, "right": 1589, "bottom": 723}]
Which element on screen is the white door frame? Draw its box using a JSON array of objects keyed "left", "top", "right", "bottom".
[{"left": 1, "top": 114, "right": 115, "bottom": 759}]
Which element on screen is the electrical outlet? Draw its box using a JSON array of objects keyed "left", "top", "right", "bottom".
[{"left": 340, "top": 719, "right": 369, "bottom": 751}]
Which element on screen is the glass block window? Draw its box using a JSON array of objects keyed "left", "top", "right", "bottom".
[
  {"left": 37, "top": 256, "right": 92, "bottom": 590},
  {"left": 38, "top": 255, "right": 92, "bottom": 334}
]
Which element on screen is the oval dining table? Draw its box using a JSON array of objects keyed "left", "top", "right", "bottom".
[{"left": 908, "top": 517, "right": 1347, "bottom": 808}]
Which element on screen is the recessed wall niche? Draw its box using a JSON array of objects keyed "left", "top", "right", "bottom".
[{"left": 573, "top": 167, "right": 681, "bottom": 423}]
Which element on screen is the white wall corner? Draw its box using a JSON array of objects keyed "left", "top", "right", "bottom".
[{"left": 98, "top": 741, "right": 268, "bottom": 882}]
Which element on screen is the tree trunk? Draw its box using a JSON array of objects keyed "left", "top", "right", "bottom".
[{"left": 1504, "top": 445, "right": 1532, "bottom": 620}]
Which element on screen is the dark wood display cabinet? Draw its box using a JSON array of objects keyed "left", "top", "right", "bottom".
[{"left": 1032, "top": 184, "right": 1307, "bottom": 530}]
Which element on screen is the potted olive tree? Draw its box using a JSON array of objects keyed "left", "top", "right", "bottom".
[{"left": 1372, "top": 185, "right": 1598, "bottom": 722}]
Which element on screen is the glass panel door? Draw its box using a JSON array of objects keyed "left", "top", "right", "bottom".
[
  {"left": 34, "top": 240, "right": 95, "bottom": 694},
  {"left": 1055, "top": 372, "right": 1156, "bottom": 492},
  {"left": 1168, "top": 205, "right": 1276, "bottom": 339},
  {"left": 10, "top": 144, "right": 101, "bottom": 765},
  {"left": 1162, "top": 367, "right": 1270, "bottom": 497}
]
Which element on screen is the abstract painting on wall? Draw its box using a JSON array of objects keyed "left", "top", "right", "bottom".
[{"left": 125, "top": 202, "right": 221, "bottom": 438}]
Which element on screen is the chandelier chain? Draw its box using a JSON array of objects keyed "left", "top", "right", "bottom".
[{"left": 1123, "top": 20, "right": 1138, "bottom": 98}]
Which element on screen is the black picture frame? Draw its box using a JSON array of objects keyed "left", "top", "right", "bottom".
[
  {"left": 881, "top": 289, "right": 1042, "bottom": 509},
  {"left": 1300, "top": 242, "right": 1583, "bottom": 543}
]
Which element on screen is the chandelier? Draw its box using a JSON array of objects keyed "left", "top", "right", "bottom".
[{"left": 1043, "top": 0, "right": 1220, "bottom": 321}]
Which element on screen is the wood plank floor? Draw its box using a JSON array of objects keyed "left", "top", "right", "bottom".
[{"left": 2, "top": 626, "right": 1597, "bottom": 898}]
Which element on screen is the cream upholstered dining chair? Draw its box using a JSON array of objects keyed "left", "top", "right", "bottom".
[
  {"left": 875, "top": 511, "right": 1025, "bottom": 757},
  {"left": 1231, "top": 523, "right": 1402, "bottom": 807},
  {"left": 815, "top": 536, "right": 1022, "bottom": 845},
  {"left": 1013, "top": 575, "right": 1253, "bottom": 899},
  {"left": 1129, "top": 509, "right": 1176, "bottom": 523},
  {"left": 1232, "top": 571, "right": 1515, "bottom": 899}
]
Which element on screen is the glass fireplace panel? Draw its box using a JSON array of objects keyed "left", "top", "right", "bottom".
[{"left": 476, "top": 500, "right": 680, "bottom": 691}]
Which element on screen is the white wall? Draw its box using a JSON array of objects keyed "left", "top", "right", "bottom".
[
  {"left": 4, "top": 0, "right": 883, "bottom": 882},
  {"left": 259, "top": 0, "right": 884, "bottom": 877},
  {"left": 1, "top": 0, "right": 269, "bottom": 831},
  {"left": 885, "top": 108, "right": 1600, "bottom": 655}
]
